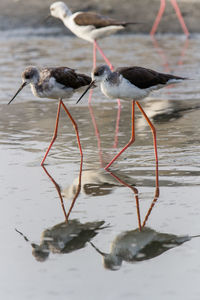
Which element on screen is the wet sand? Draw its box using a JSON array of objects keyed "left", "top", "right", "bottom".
[{"left": 0, "top": 0, "right": 200, "bottom": 33}]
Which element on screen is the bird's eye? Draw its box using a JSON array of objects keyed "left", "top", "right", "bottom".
[
  {"left": 25, "top": 75, "right": 30, "bottom": 79},
  {"left": 94, "top": 71, "right": 99, "bottom": 76}
]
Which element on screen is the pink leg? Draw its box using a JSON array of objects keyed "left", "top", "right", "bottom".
[
  {"left": 142, "top": 187, "right": 160, "bottom": 227},
  {"left": 93, "top": 41, "right": 97, "bottom": 69},
  {"left": 135, "top": 101, "right": 159, "bottom": 188},
  {"left": 105, "top": 100, "right": 135, "bottom": 170},
  {"left": 60, "top": 100, "right": 83, "bottom": 158},
  {"left": 41, "top": 99, "right": 83, "bottom": 166},
  {"left": 60, "top": 100, "right": 83, "bottom": 219},
  {"left": 93, "top": 41, "right": 121, "bottom": 149},
  {"left": 88, "top": 103, "right": 103, "bottom": 167},
  {"left": 113, "top": 99, "right": 122, "bottom": 149},
  {"left": 88, "top": 43, "right": 96, "bottom": 105},
  {"left": 150, "top": 0, "right": 166, "bottom": 36},
  {"left": 94, "top": 40, "right": 114, "bottom": 70},
  {"left": 94, "top": 41, "right": 121, "bottom": 147},
  {"left": 88, "top": 42, "right": 104, "bottom": 166},
  {"left": 41, "top": 100, "right": 62, "bottom": 165},
  {"left": 170, "top": 0, "right": 189, "bottom": 36}
]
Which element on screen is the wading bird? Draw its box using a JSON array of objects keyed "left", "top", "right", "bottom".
[
  {"left": 8, "top": 66, "right": 91, "bottom": 165},
  {"left": 49, "top": 1, "right": 138, "bottom": 70},
  {"left": 77, "top": 64, "right": 186, "bottom": 187}
]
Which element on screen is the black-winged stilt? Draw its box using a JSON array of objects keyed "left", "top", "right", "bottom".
[
  {"left": 8, "top": 66, "right": 92, "bottom": 165},
  {"left": 49, "top": 1, "right": 137, "bottom": 70},
  {"left": 77, "top": 64, "right": 186, "bottom": 187}
]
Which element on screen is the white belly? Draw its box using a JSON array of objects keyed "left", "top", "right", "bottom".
[
  {"left": 101, "top": 77, "right": 151, "bottom": 101},
  {"left": 31, "top": 81, "right": 74, "bottom": 100},
  {"left": 66, "top": 14, "right": 124, "bottom": 43}
]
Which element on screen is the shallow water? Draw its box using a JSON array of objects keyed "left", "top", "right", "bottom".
[{"left": 1, "top": 30, "right": 200, "bottom": 299}]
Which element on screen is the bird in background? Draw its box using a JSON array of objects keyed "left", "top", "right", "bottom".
[
  {"left": 49, "top": 1, "right": 138, "bottom": 70},
  {"left": 8, "top": 66, "right": 92, "bottom": 165}
]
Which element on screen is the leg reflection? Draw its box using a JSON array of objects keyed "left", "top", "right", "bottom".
[
  {"left": 151, "top": 35, "right": 189, "bottom": 73},
  {"left": 105, "top": 169, "right": 141, "bottom": 231},
  {"left": 41, "top": 161, "right": 83, "bottom": 222}
]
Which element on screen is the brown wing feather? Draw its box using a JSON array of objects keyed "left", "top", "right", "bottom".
[
  {"left": 74, "top": 12, "right": 128, "bottom": 28},
  {"left": 50, "top": 67, "right": 91, "bottom": 89},
  {"left": 116, "top": 66, "right": 185, "bottom": 89}
]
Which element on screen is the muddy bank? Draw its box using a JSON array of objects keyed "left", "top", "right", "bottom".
[{"left": 0, "top": 0, "right": 199, "bottom": 33}]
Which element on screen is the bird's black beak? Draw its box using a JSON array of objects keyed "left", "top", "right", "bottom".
[
  {"left": 8, "top": 82, "right": 28, "bottom": 105},
  {"left": 89, "top": 241, "right": 106, "bottom": 257},
  {"left": 76, "top": 80, "right": 95, "bottom": 104}
]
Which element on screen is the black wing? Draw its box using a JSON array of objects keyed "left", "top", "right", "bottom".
[
  {"left": 116, "top": 66, "right": 185, "bottom": 89},
  {"left": 50, "top": 67, "right": 92, "bottom": 89},
  {"left": 74, "top": 12, "right": 133, "bottom": 28}
]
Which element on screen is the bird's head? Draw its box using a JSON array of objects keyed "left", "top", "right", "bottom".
[
  {"left": 76, "top": 65, "right": 111, "bottom": 104},
  {"left": 8, "top": 66, "right": 39, "bottom": 105},
  {"left": 50, "top": 1, "right": 71, "bottom": 19},
  {"left": 92, "top": 65, "right": 111, "bottom": 83},
  {"left": 22, "top": 66, "right": 39, "bottom": 85}
]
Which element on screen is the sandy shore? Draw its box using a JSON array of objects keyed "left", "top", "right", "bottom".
[{"left": 0, "top": 0, "right": 200, "bottom": 33}]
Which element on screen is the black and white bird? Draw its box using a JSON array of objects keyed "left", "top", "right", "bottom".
[
  {"left": 49, "top": 1, "right": 137, "bottom": 69},
  {"left": 77, "top": 64, "right": 186, "bottom": 178},
  {"left": 8, "top": 66, "right": 92, "bottom": 165}
]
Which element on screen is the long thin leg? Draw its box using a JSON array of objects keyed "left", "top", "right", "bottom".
[
  {"left": 93, "top": 40, "right": 97, "bottom": 69},
  {"left": 105, "top": 100, "right": 135, "bottom": 170},
  {"left": 113, "top": 100, "right": 122, "bottom": 149},
  {"left": 170, "top": 0, "right": 189, "bottom": 36},
  {"left": 135, "top": 101, "right": 159, "bottom": 188},
  {"left": 60, "top": 99, "right": 83, "bottom": 219},
  {"left": 88, "top": 42, "right": 97, "bottom": 105},
  {"left": 41, "top": 100, "right": 62, "bottom": 166},
  {"left": 88, "top": 104, "right": 103, "bottom": 167},
  {"left": 94, "top": 41, "right": 121, "bottom": 147},
  {"left": 142, "top": 187, "right": 160, "bottom": 227},
  {"left": 150, "top": 0, "right": 166, "bottom": 36},
  {"left": 94, "top": 40, "right": 114, "bottom": 70},
  {"left": 107, "top": 169, "right": 141, "bottom": 231},
  {"left": 60, "top": 100, "right": 83, "bottom": 158}
]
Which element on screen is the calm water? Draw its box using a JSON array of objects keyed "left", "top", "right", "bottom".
[{"left": 1, "top": 30, "right": 200, "bottom": 299}]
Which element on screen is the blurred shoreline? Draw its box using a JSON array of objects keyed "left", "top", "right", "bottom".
[{"left": 0, "top": 0, "right": 200, "bottom": 34}]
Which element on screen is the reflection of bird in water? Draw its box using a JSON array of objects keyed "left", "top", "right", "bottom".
[
  {"left": 136, "top": 99, "right": 200, "bottom": 129},
  {"left": 44, "top": 165, "right": 143, "bottom": 230},
  {"left": 62, "top": 168, "right": 135, "bottom": 199},
  {"left": 90, "top": 227, "right": 199, "bottom": 270},
  {"left": 16, "top": 219, "right": 105, "bottom": 262}
]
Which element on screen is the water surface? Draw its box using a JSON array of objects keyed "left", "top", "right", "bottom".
[{"left": 0, "top": 30, "right": 200, "bottom": 300}]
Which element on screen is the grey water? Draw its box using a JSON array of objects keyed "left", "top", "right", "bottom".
[{"left": 1, "top": 29, "right": 200, "bottom": 299}]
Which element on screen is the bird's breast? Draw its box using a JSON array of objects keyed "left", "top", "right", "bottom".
[{"left": 101, "top": 77, "right": 150, "bottom": 101}]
